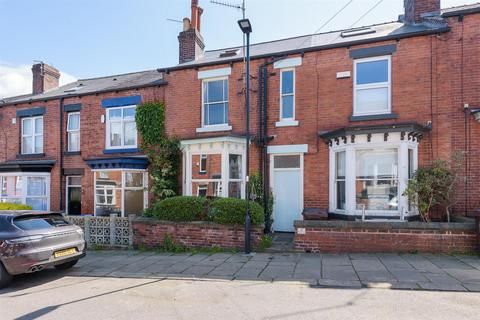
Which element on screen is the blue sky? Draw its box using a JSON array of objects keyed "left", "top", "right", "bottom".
[{"left": 0, "top": 0, "right": 476, "bottom": 97}]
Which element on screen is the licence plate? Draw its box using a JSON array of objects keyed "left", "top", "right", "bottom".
[{"left": 54, "top": 248, "right": 77, "bottom": 258}]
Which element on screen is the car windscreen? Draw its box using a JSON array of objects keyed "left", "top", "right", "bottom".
[{"left": 13, "top": 215, "right": 70, "bottom": 231}]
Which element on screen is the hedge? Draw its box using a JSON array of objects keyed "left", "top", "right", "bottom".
[
  {"left": 0, "top": 203, "right": 33, "bottom": 210},
  {"left": 151, "top": 196, "right": 207, "bottom": 222},
  {"left": 209, "top": 198, "right": 264, "bottom": 226}
]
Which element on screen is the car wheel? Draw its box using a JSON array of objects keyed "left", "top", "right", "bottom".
[
  {"left": 0, "top": 262, "right": 13, "bottom": 289},
  {"left": 54, "top": 259, "right": 79, "bottom": 270}
]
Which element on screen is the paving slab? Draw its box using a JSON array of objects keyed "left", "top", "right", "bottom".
[
  {"left": 390, "top": 270, "right": 429, "bottom": 282},
  {"left": 181, "top": 265, "right": 216, "bottom": 277},
  {"left": 322, "top": 254, "right": 351, "bottom": 266},
  {"left": 258, "top": 266, "right": 295, "bottom": 279},
  {"left": 322, "top": 265, "right": 358, "bottom": 281},
  {"left": 418, "top": 282, "right": 468, "bottom": 292},
  {"left": 317, "top": 279, "right": 362, "bottom": 288},
  {"left": 351, "top": 259, "right": 387, "bottom": 272},
  {"left": 423, "top": 272, "right": 462, "bottom": 284},
  {"left": 461, "top": 282, "right": 480, "bottom": 292},
  {"left": 357, "top": 271, "right": 396, "bottom": 282}
]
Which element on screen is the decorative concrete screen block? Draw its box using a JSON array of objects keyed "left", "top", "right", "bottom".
[{"left": 66, "top": 214, "right": 134, "bottom": 247}]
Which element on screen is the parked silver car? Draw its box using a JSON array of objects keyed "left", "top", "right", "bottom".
[{"left": 0, "top": 211, "right": 86, "bottom": 288}]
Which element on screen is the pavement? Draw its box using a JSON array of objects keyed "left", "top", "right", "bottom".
[
  {"left": 2, "top": 251, "right": 480, "bottom": 320},
  {"left": 20, "top": 250, "right": 480, "bottom": 291}
]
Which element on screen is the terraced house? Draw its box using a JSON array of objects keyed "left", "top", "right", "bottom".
[{"left": 0, "top": 0, "right": 479, "bottom": 234}]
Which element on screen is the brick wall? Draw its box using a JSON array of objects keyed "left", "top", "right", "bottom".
[
  {"left": 294, "top": 221, "right": 477, "bottom": 254},
  {"left": 132, "top": 218, "right": 263, "bottom": 249}
]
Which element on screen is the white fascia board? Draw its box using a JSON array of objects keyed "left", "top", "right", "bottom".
[
  {"left": 273, "top": 57, "right": 302, "bottom": 69},
  {"left": 181, "top": 135, "right": 246, "bottom": 146},
  {"left": 267, "top": 144, "right": 308, "bottom": 154},
  {"left": 198, "top": 67, "right": 232, "bottom": 79}
]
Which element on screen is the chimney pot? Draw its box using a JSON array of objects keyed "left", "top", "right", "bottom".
[{"left": 183, "top": 17, "right": 191, "bottom": 32}]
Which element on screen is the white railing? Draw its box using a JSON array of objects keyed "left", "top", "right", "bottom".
[{"left": 66, "top": 214, "right": 134, "bottom": 247}]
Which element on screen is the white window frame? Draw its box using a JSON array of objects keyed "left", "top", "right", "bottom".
[
  {"left": 65, "top": 176, "right": 82, "bottom": 215},
  {"left": 93, "top": 169, "right": 148, "bottom": 217},
  {"left": 21, "top": 116, "right": 43, "bottom": 154},
  {"left": 280, "top": 68, "right": 295, "bottom": 121},
  {"left": 200, "top": 76, "right": 230, "bottom": 129},
  {"left": 0, "top": 172, "right": 50, "bottom": 211},
  {"left": 105, "top": 105, "right": 138, "bottom": 150},
  {"left": 67, "top": 112, "right": 80, "bottom": 152},
  {"left": 197, "top": 184, "right": 208, "bottom": 196},
  {"left": 329, "top": 134, "right": 418, "bottom": 218},
  {"left": 353, "top": 55, "right": 391, "bottom": 116},
  {"left": 199, "top": 154, "right": 207, "bottom": 173},
  {"left": 334, "top": 150, "right": 347, "bottom": 211}
]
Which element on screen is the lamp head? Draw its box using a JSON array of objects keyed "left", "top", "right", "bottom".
[{"left": 238, "top": 19, "right": 252, "bottom": 34}]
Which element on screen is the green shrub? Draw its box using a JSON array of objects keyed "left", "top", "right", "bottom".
[
  {"left": 0, "top": 203, "right": 32, "bottom": 210},
  {"left": 209, "top": 198, "right": 264, "bottom": 226},
  {"left": 151, "top": 196, "right": 207, "bottom": 222}
]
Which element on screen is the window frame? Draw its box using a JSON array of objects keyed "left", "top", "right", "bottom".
[
  {"left": 279, "top": 68, "right": 296, "bottom": 121},
  {"left": 105, "top": 105, "right": 138, "bottom": 150},
  {"left": 201, "top": 76, "right": 229, "bottom": 128},
  {"left": 353, "top": 55, "right": 391, "bottom": 116},
  {"left": 67, "top": 112, "right": 81, "bottom": 152},
  {"left": 199, "top": 154, "right": 207, "bottom": 173},
  {"left": 93, "top": 169, "right": 147, "bottom": 217},
  {"left": 0, "top": 172, "right": 50, "bottom": 211},
  {"left": 21, "top": 116, "right": 43, "bottom": 155}
]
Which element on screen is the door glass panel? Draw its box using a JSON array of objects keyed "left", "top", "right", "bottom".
[
  {"left": 67, "top": 187, "right": 82, "bottom": 215},
  {"left": 125, "top": 172, "right": 143, "bottom": 188},
  {"left": 124, "top": 190, "right": 144, "bottom": 215},
  {"left": 274, "top": 155, "right": 300, "bottom": 169}
]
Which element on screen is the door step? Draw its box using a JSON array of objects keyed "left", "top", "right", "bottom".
[{"left": 264, "top": 232, "right": 301, "bottom": 253}]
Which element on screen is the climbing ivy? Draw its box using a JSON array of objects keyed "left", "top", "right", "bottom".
[{"left": 135, "top": 102, "right": 180, "bottom": 200}]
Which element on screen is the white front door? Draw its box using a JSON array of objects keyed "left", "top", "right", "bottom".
[{"left": 271, "top": 154, "right": 303, "bottom": 232}]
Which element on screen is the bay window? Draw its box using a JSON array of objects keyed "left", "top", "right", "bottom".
[
  {"left": 182, "top": 136, "right": 246, "bottom": 199},
  {"left": 67, "top": 112, "right": 80, "bottom": 152},
  {"left": 354, "top": 56, "right": 391, "bottom": 116},
  {"left": 94, "top": 170, "right": 147, "bottom": 217},
  {"left": 21, "top": 116, "right": 43, "bottom": 154},
  {"left": 106, "top": 106, "right": 137, "bottom": 149},
  {"left": 0, "top": 173, "right": 49, "bottom": 211},
  {"left": 329, "top": 131, "right": 418, "bottom": 218}
]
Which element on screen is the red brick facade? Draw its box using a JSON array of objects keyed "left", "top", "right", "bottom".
[
  {"left": 0, "top": 3, "right": 479, "bottom": 223},
  {"left": 132, "top": 218, "right": 263, "bottom": 249}
]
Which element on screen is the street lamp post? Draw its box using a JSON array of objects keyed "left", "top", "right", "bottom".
[{"left": 238, "top": 18, "right": 252, "bottom": 254}]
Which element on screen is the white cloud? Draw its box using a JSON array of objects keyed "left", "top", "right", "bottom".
[{"left": 0, "top": 62, "right": 77, "bottom": 99}]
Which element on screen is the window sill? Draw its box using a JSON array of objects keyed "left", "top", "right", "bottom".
[
  {"left": 17, "top": 153, "right": 45, "bottom": 159},
  {"left": 275, "top": 120, "right": 299, "bottom": 127},
  {"left": 64, "top": 151, "right": 81, "bottom": 156},
  {"left": 349, "top": 113, "right": 398, "bottom": 122},
  {"left": 103, "top": 148, "right": 141, "bottom": 154},
  {"left": 196, "top": 125, "right": 232, "bottom": 133}
]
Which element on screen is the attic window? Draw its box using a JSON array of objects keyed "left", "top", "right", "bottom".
[
  {"left": 340, "top": 27, "right": 376, "bottom": 38},
  {"left": 64, "top": 85, "right": 84, "bottom": 93},
  {"left": 219, "top": 49, "right": 239, "bottom": 58}
]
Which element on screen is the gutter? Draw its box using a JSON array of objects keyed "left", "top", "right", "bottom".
[
  {"left": 159, "top": 26, "right": 451, "bottom": 73},
  {"left": 442, "top": 7, "right": 480, "bottom": 18},
  {"left": 0, "top": 81, "right": 168, "bottom": 108}
]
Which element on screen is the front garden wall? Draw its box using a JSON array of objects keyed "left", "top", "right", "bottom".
[
  {"left": 133, "top": 218, "right": 263, "bottom": 249},
  {"left": 294, "top": 220, "right": 478, "bottom": 254}
]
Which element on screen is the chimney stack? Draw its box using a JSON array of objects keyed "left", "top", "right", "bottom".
[
  {"left": 32, "top": 62, "right": 60, "bottom": 95},
  {"left": 178, "top": 0, "right": 205, "bottom": 64},
  {"left": 404, "top": 0, "right": 440, "bottom": 24}
]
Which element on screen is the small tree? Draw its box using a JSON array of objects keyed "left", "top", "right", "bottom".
[
  {"left": 404, "top": 153, "right": 464, "bottom": 222},
  {"left": 135, "top": 102, "right": 180, "bottom": 201}
]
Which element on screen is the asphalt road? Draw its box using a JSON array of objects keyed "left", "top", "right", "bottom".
[{"left": 1, "top": 268, "right": 480, "bottom": 320}]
